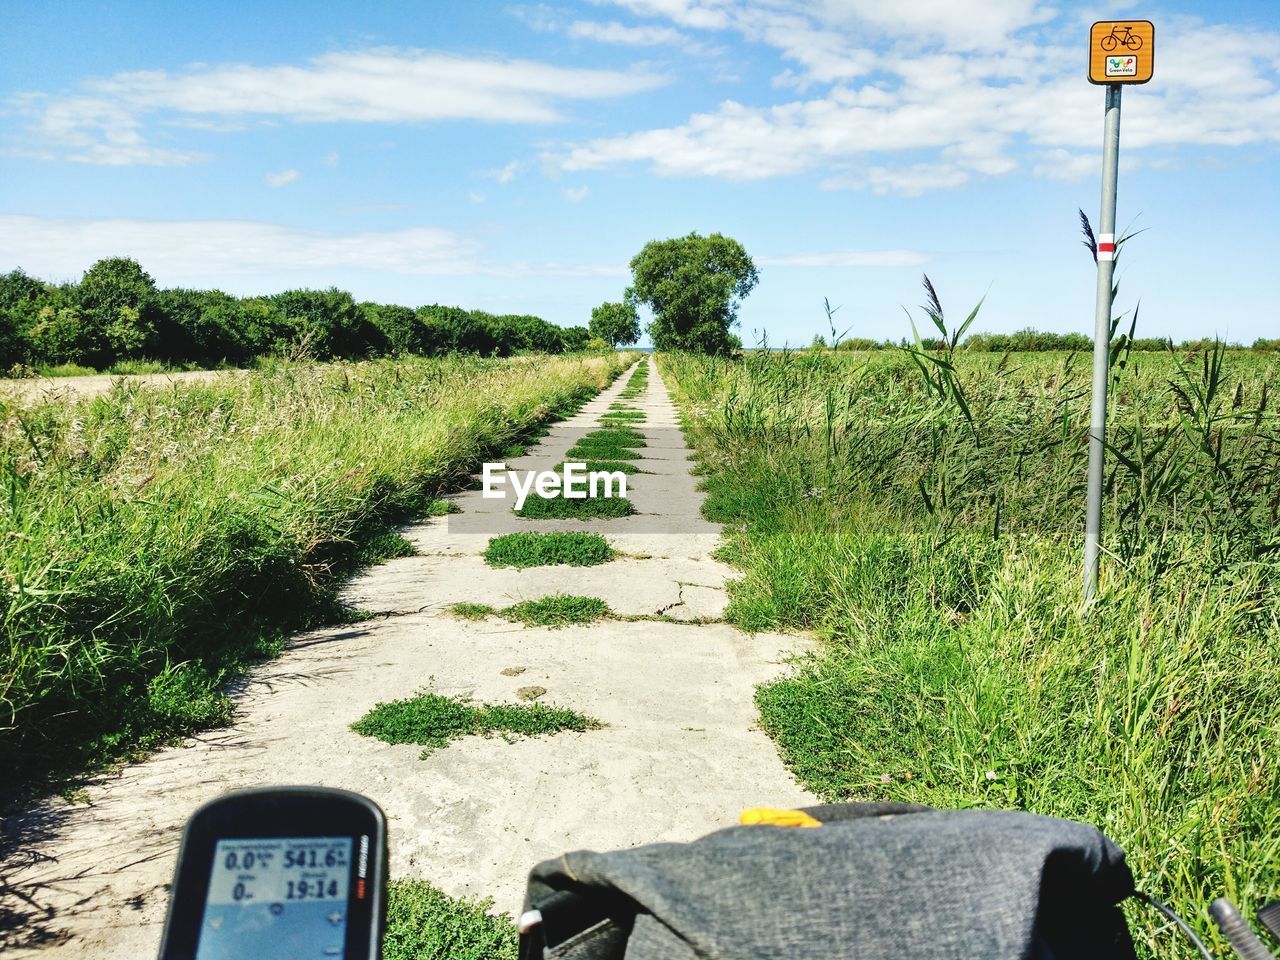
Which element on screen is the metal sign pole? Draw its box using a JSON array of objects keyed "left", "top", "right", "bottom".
[{"left": 1083, "top": 83, "right": 1123, "bottom": 603}]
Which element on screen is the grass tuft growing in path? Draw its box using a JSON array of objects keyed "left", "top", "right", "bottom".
[
  {"left": 565, "top": 425, "right": 647, "bottom": 463},
  {"left": 564, "top": 443, "right": 643, "bottom": 462},
  {"left": 352, "top": 692, "right": 601, "bottom": 756},
  {"left": 517, "top": 493, "right": 635, "bottom": 519},
  {"left": 449, "top": 602, "right": 497, "bottom": 621},
  {"left": 384, "top": 881, "right": 516, "bottom": 960},
  {"left": 485, "top": 532, "right": 615, "bottom": 568},
  {"left": 504, "top": 595, "right": 612, "bottom": 626},
  {"left": 449, "top": 595, "right": 614, "bottom": 627},
  {"left": 557, "top": 458, "right": 644, "bottom": 475}
]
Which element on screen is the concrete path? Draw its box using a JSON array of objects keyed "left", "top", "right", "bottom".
[{"left": 0, "top": 357, "right": 812, "bottom": 957}]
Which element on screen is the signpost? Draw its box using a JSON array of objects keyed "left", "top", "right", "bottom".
[{"left": 1083, "top": 21, "right": 1154, "bottom": 603}]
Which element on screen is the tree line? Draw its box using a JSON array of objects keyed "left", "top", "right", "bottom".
[
  {"left": 812, "top": 329, "right": 1280, "bottom": 352},
  {"left": 0, "top": 258, "right": 595, "bottom": 372}
]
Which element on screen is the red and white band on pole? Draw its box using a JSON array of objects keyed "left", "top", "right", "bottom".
[{"left": 1097, "top": 233, "right": 1116, "bottom": 262}]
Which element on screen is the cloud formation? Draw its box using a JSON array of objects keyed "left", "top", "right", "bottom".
[
  {"left": 16, "top": 48, "right": 668, "bottom": 166},
  {"left": 264, "top": 168, "right": 299, "bottom": 188},
  {"left": 558, "top": 3, "right": 1280, "bottom": 193},
  {"left": 0, "top": 215, "right": 631, "bottom": 286}
]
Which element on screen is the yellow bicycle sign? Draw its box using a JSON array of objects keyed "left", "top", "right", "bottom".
[{"left": 1089, "top": 20, "right": 1154, "bottom": 84}]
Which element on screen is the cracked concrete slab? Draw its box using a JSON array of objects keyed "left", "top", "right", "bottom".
[{"left": 341, "top": 555, "right": 732, "bottom": 621}]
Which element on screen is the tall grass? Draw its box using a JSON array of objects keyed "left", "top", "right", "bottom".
[
  {"left": 0, "top": 353, "right": 630, "bottom": 788},
  {"left": 660, "top": 342, "right": 1279, "bottom": 958}
]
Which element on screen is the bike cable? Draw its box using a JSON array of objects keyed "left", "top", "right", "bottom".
[{"left": 1133, "top": 890, "right": 1215, "bottom": 960}]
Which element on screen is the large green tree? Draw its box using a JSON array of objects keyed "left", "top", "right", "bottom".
[
  {"left": 589, "top": 300, "right": 640, "bottom": 347},
  {"left": 627, "top": 232, "right": 757, "bottom": 354},
  {"left": 76, "top": 257, "right": 162, "bottom": 365}
]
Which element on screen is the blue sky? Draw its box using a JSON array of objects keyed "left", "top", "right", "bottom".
[{"left": 1, "top": 0, "right": 1277, "bottom": 345}]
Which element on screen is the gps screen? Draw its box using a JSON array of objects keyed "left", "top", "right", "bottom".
[{"left": 195, "top": 837, "right": 355, "bottom": 960}]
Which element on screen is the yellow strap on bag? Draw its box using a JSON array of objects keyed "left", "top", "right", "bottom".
[{"left": 739, "top": 807, "right": 822, "bottom": 828}]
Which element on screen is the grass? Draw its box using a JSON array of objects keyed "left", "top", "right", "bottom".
[
  {"left": 358, "top": 530, "right": 416, "bottom": 565},
  {"left": 449, "top": 595, "right": 613, "bottom": 627},
  {"left": 15, "top": 359, "right": 207, "bottom": 378},
  {"left": 0, "top": 352, "right": 632, "bottom": 791},
  {"left": 384, "top": 881, "right": 516, "bottom": 960},
  {"left": 564, "top": 425, "right": 648, "bottom": 462},
  {"left": 564, "top": 443, "right": 643, "bottom": 461},
  {"left": 660, "top": 343, "right": 1280, "bottom": 959},
  {"left": 618, "top": 363, "right": 649, "bottom": 401},
  {"left": 449, "top": 602, "right": 496, "bottom": 621},
  {"left": 557, "top": 458, "right": 644, "bottom": 475},
  {"left": 351, "top": 691, "right": 602, "bottom": 756},
  {"left": 516, "top": 492, "right": 635, "bottom": 519},
  {"left": 503, "top": 595, "right": 612, "bottom": 626},
  {"left": 583, "top": 425, "right": 646, "bottom": 443},
  {"left": 484, "top": 532, "right": 615, "bottom": 568}
]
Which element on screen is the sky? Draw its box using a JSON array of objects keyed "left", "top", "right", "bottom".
[{"left": 1, "top": 0, "right": 1277, "bottom": 346}]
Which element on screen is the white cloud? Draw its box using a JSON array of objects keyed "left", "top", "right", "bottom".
[
  {"left": 595, "top": 0, "right": 734, "bottom": 30},
  {"left": 568, "top": 20, "right": 692, "bottom": 47},
  {"left": 508, "top": 4, "right": 562, "bottom": 33},
  {"left": 555, "top": 10, "right": 1280, "bottom": 193},
  {"left": 468, "top": 190, "right": 487, "bottom": 203},
  {"left": 322, "top": 151, "right": 340, "bottom": 166},
  {"left": 564, "top": 185, "right": 590, "bottom": 202},
  {"left": 807, "top": 0, "right": 1058, "bottom": 52},
  {"left": 20, "top": 94, "right": 203, "bottom": 166},
  {"left": 0, "top": 214, "right": 625, "bottom": 284},
  {"left": 484, "top": 160, "right": 522, "bottom": 183},
  {"left": 17, "top": 48, "right": 668, "bottom": 165},
  {"left": 264, "top": 168, "right": 299, "bottom": 188},
  {"left": 760, "top": 249, "right": 929, "bottom": 268},
  {"left": 0, "top": 215, "right": 480, "bottom": 281}
]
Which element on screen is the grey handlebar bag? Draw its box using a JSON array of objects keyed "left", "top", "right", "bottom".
[{"left": 520, "top": 804, "right": 1137, "bottom": 960}]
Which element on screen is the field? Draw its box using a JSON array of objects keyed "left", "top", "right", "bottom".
[
  {"left": 660, "top": 345, "right": 1280, "bottom": 958},
  {"left": 0, "top": 352, "right": 631, "bottom": 788}
]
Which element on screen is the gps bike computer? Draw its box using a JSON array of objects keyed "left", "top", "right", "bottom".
[{"left": 157, "top": 786, "right": 388, "bottom": 960}]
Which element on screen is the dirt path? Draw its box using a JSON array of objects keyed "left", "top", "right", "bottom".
[
  {"left": 0, "top": 369, "right": 241, "bottom": 404},
  {"left": 0, "top": 357, "right": 812, "bottom": 957}
]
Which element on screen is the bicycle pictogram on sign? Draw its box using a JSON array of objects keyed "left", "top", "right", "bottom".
[{"left": 1099, "top": 24, "right": 1143, "bottom": 52}]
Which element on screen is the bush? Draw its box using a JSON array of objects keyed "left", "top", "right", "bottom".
[
  {"left": 417, "top": 305, "right": 498, "bottom": 355},
  {"left": 268, "top": 288, "right": 384, "bottom": 359},
  {"left": 561, "top": 325, "right": 591, "bottom": 351},
  {"left": 962, "top": 329, "right": 1092, "bottom": 352},
  {"left": 0, "top": 269, "right": 49, "bottom": 366},
  {"left": 363, "top": 302, "right": 425, "bottom": 356}
]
